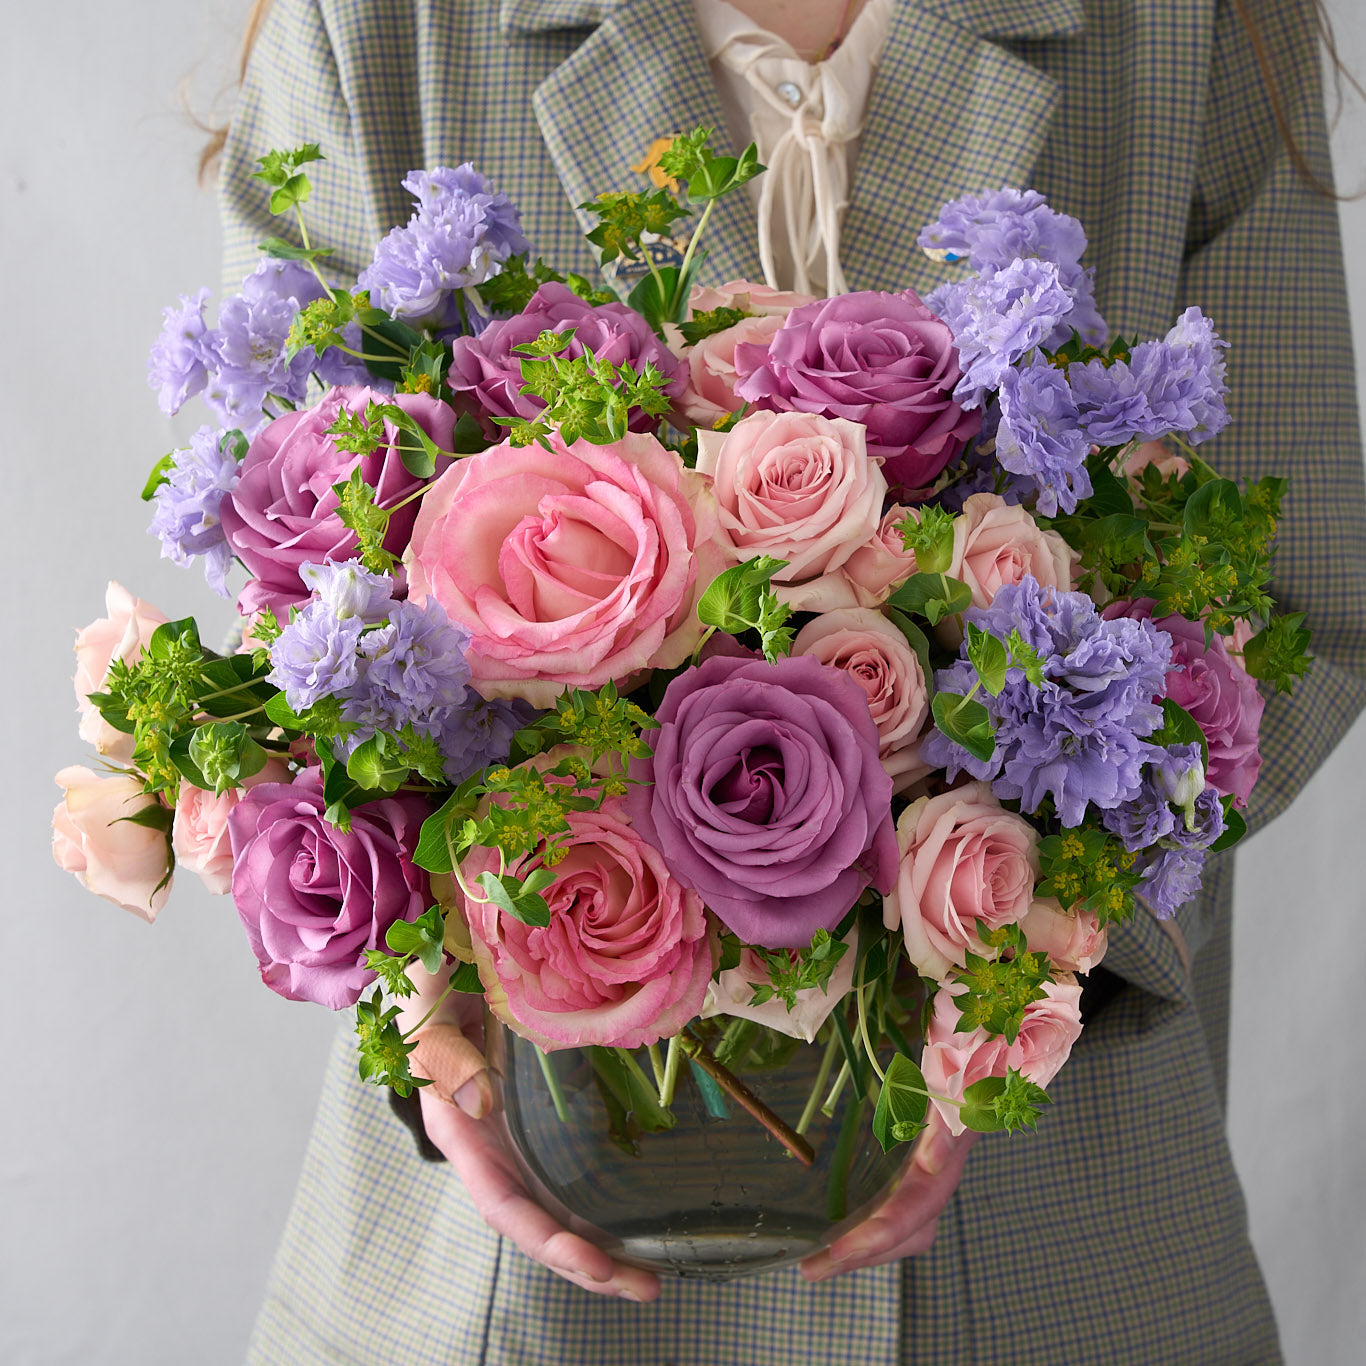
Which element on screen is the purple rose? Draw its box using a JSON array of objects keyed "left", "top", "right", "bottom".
[
  {"left": 625, "top": 653, "right": 898, "bottom": 950},
  {"left": 221, "top": 386, "right": 456, "bottom": 616},
  {"left": 446, "top": 282, "right": 684, "bottom": 434},
  {"left": 226, "top": 769, "right": 431, "bottom": 1009},
  {"left": 731, "top": 289, "right": 980, "bottom": 494},
  {"left": 1105, "top": 600, "right": 1265, "bottom": 807}
]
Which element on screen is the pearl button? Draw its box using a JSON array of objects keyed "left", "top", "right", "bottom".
[{"left": 776, "top": 80, "right": 803, "bottom": 108}]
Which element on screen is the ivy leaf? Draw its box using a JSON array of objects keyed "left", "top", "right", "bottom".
[
  {"left": 872, "top": 1052, "right": 930, "bottom": 1151},
  {"left": 931, "top": 692, "right": 995, "bottom": 763}
]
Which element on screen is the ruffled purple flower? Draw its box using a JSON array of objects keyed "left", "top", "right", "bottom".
[
  {"left": 299, "top": 560, "right": 395, "bottom": 624},
  {"left": 1070, "top": 307, "right": 1230, "bottom": 448},
  {"left": 1135, "top": 846, "right": 1207, "bottom": 920},
  {"left": 994, "top": 356, "right": 1092, "bottom": 515},
  {"left": 932, "top": 259, "right": 1076, "bottom": 410},
  {"left": 446, "top": 282, "right": 684, "bottom": 434},
  {"left": 359, "top": 164, "right": 528, "bottom": 322},
  {"left": 920, "top": 577, "right": 1173, "bottom": 826},
  {"left": 346, "top": 599, "right": 472, "bottom": 732},
  {"left": 268, "top": 600, "right": 364, "bottom": 712},
  {"left": 147, "top": 288, "right": 212, "bottom": 414},
  {"left": 147, "top": 425, "right": 241, "bottom": 595},
  {"left": 438, "top": 696, "right": 536, "bottom": 784}
]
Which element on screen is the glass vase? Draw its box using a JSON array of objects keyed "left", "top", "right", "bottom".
[{"left": 488, "top": 1016, "right": 909, "bottom": 1280}]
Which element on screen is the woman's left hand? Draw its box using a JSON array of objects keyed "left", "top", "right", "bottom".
[{"left": 798, "top": 1110, "right": 978, "bottom": 1282}]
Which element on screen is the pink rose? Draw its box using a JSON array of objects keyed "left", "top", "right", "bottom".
[
  {"left": 52, "top": 767, "right": 172, "bottom": 921},
  {"left": 1123, "top": 439, "right": 1190, "bottom": 481},
  {"left": 405, "top": 430, "right": 722, "bottom": 707},
  {"left": 791, "top": 609, "right": 930, "bottom": 793},
  {"left": 73, "top": 583, "right": 168, "bottom": 763},
  {"left": 841, "top": 506, "right": 921, "bottom": 608},
  {"left": 921, "top": 977, "right": 1083, "bottom": 1135},
  {"left": 677, "top": 314, "right": 787, "bottom": 428},
  {"left": 949, "top": 492, "right": 1074, "bottom": 611},
  {"left": 696, "top": 410, "right": 887, "bottom": 612},
  {"left": 458, "top": 792, "right": 714, "bottom": 1050},
  {"left": 220, "top": 385, "right": 457, "bottom": 616},
  {"left": 700, "top": 933, "right": 857, "bottom": 1042},
  {"left": 171, "top": 760, "right": 292, "bottom": 895},
  {"left": 689, "top": 280, "right": 817, "bottom": 316},
  {"left": 1106, "top": 601, "right": 1265, "bottom": 806},
  {"left": 884, "top": 781, "right": 1039, "bottom": 980},
  {"left": 1018, "top": 897, "right": 1107, "bottom": 974}
]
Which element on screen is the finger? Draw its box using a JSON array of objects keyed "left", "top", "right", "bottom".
[
  {"left": 799, "top": 1217, "right": 941, "bottom": 1282},
  {"left": 421, "top": 1093, "right": 660, "bottom": 1302},
  {"left": 412, "top": 1023, "right": 492, "bottom": 1119}
]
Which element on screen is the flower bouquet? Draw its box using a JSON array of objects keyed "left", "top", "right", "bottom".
[{"left": 55, "top": 132, "right": 1312, "bottom": 1278}]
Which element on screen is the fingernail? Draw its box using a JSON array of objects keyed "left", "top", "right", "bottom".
[
  {"left": 617, "top": 1288, "right": 640, "bottom": 1301},
  {"left": 452, "top": 1076, "right": 487, "bottom": 1119},
  {"left": 916, "top": 1126, "right": 951, "bottom": 1175},
  {"left": 831, "top": 1223, "right": 890, "bottom": 1263}
]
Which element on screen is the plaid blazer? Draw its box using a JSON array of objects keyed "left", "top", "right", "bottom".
[{"left": 222, "top": 1, "right": 1366, "bottom": 1361}]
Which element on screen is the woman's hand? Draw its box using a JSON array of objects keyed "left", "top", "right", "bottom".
[
  {"left": 798, "top": 1110, "right": 978, "bottom": 1282},
  {"left": 399, "top": 967, "right": 661, "bottom": 1302}
]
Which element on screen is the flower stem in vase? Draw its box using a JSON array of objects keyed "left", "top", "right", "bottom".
[
  {"left": 659, "top": 1033, "right": 683, "bottom": 1108},
  {"left": 825, "top": 1095, "right": 866, "bottom": 1222},
  {"left": 679, "top": 1030, "right": 816, "bottom": 1167},
  {"left": 535, "top": 1045, "right": 570, "bottom": 1123},
  {"left": 796, "top": 1028, "right": 841, "bottom": 1136}
]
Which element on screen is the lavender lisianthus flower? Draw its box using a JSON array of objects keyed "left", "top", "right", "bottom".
[
  {"left": 1135, "top": 845, "right": 1207, "bottom": 920},
  {"left": 348, "top": 598, "right": 472, "bottom": 729},
  {"left": 933, "top": 259, "right": 1076, "bottom": 409},
  {"left": 438, "top": 696, "right": 536, "bottom": 783},
  {"left": 359, "top": 164, "right": 529, "bottom": 321},
  {"left": 994, "top": 356, "right": 1092, "bottom": 515},
  {"left": 299, "top": 560, "right": 395, "bottom": 624},
  {"left": 147, "top": 425, "right": 241, "bottom": 596},
  {"left": 147, "top": 288, "right": 212, "bottom": 414},
  {"left": 268, "top": 600, "right": 365, "bottom": 712}
]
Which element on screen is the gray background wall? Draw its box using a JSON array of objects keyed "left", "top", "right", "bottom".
[{"left": 3, "top": 2, "right": 1363, "bottom": 1362}]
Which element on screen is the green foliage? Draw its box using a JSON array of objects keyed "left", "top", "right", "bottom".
[
  {"left": 1149, "top": 697, "right": 1209, "bottom": 768},
  {"left": 345, "top": 732, "right": 411, "bottom": 793},
  {"left": 748, "top": 928, "right": 849, "bottom": 1010},
  {"left": 586, "top": 1047, "right": 676, "bottom": 1136},
  {"left": 579, "top": 189, "right": 690, "bottom": 265},
  {"left": 354, "top": 988, "right": 424, "bottom": 1096},
  {"left": 677, "top": 305, "right": 752, "bottom": 347},
  {"left": 872, "top": 1052, "right": 930, "bottom": 1150},
  {"left": 1209, "top": 799, "right": 1247, "bottom": 853},
  {"left": 656, "top": 130, "right": 763, "bottom": 202},
  {"left": 330, "top": 467, "right": 396, "bottom": 573},
  {"left": 141, "top": 452, "right": 176, "bottom": 501},
  {"left": 448, "top": 960, "right": 484, "bottom": 994},
  {"left": 1242, "top": 611, "right": 1312, "bottom": 695},
  {"left": 185, "top": 720, "right": 268, "bottom": 795},
  {"left": 884, "top": 572, "right": 973, "bottom": 626},
  {"left": 894, "top": 505, "right": 955, "bottom": 575},
  {"left": 499, "top": 331, "right": 675, "bottom": 447},
  {"left": 287, "top": 290, "right": 356, "bottom": 360},
  {"left": 254, "top": 143, "right": 324, "bottom": 215},
  {"left": 257, "top": 235, "right": 334, "bottom": 265},
  {"left": 1036, "top": 825, "right": 1142, "bottom": 926},
  {"left": 960, "top": 1068, "right": 1050, "bottom": 1133},
  {"left": 476, "top": 868, "right": 557, "bottom": 927},
  {"left": 965, "top": 624, "right": 1009, "bottom": 696},
  {"left": 696, "top": 556, "right": 795, "bottom": 661},
  {"left": 512, "top": 680, "right": 658, "bottom": 771},
  {"left": 950, "top": 923, "right": 1050, "bottom": 1044},
  {"left": 930, "top": 691, "right": 995, "bottom": 763}
]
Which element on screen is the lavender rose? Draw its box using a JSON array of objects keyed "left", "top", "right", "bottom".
[
  {"left": 447, "top": 281, "right": 684, "bottom": 434},
  {"left": 227, "top": 769, "right": 431, "bottom": 1009},
  {"left": 220, "top": 386, "right": 457, "bottom": 617},
  {"left": 732, "top": 289, "right": 980, "bottom": 493},
  {"left": 625, "top": 653, "right": 898, "bottom": 950}
]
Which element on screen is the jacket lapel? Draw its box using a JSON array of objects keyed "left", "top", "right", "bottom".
[
  {"left": 526, "top": 0, "right": 765, "bottom": 287},
  {"left": 844, "top": 0, "right": 1084, "bottom": 294}
]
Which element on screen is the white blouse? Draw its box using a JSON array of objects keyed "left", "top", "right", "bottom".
[{"left": 693, "top": 0, "right": 894, "bottom": 296}]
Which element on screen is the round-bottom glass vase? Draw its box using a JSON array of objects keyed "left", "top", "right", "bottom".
[{"left": 488, "top": 1017, "right": 908, "bottom": 1280}]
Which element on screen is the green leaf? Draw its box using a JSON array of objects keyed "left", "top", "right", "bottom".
[
  {"left": 885, "top": 572, "right": 973, "bottom": 626},
  {"left": 893, "top": 505, "right": 956, "bottom": 575},
  {"left": 363, "top": 951, "right": 417, "bottom": 998},
  {"left": 112, "top": 802, "right": 175, "bottom": 834},
  {"left": 141, "top": 452, "right": 177, "bottom": 501},
  {"left": 696, "top": 556, "right": 788, "bottom": 635},
  {"left": 385, "top": 906, "right": 446, "bottom": 976},
  {"left": 449, "top": 960, "right": 484, "bottom": 994},
  {"left": 1150, "top": 698, "right": 1209, "bottom": 769},
  {"left": 187, "top": 720, "right": 268, "bottom": 794},
  {"left": 345, "top": 733, "right": 410, "bottom": 792},
  {"left": 585, "top": 1047, "right": 676, "bottom": 1132},
  {"left": 884, "top": 608, "right": 936, "bottom": 704},
  {"left": 872, "top": 1052, "right": 930, "bottom": 1151},
  {"left": 959, "top": 1076, "right": 1008, "bottom": 1132},
  {"left": 966, "top": 624, "right": 1009, "bottom": 697},
  {"left": 931, "top": 691, "right": 995, "bottom": 763},
  {"left": 257, "top": 235, "right": 334, "bottom": 262},
  {"left": 1209, "top": 801, "right": 1247, "bottom": 853},
  {"left": 962, "top": 1068, "right": 1050, "bottom": 1133},
  {"left": 477, "top": 871, "right": 552, "bottom": 928},
  {"left": 264, "top": 691, "right": 306, "bottom": 731},
  {"left": 413, "top": 784, "right": 479, "bottom": 873}
]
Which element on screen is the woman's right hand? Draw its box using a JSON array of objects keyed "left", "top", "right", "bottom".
[{"left": 399, "top": 966, "right": 661, "bottom": 1302}]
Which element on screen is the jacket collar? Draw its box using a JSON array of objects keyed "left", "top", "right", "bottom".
[{"left": 519, "top": 0, "right": 1084, "bottom": 293}]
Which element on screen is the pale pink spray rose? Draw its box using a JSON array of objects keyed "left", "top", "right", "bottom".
[
  {"left": 457, "top": 790, "right": 715, "bottom": 1051},
  {"left": 700, "top": 933, "right": 858, "bottom": 1043},
  {"left": 1123, "top": 438, "right": 1190, "bottom": 481},
  {"left": 1018, "top": 896, "right": 1107, "bottom": 974},
  {"left": 73, "top": 583, "right": 169, "bottom": 763},
  {"left": 405, "top": 429, "right": 723, "bottom": 708},
  {"left": 695, "top": 409, "right": 887, "bottom": 612},
  {"left": 884, "top": 781, "right": 1039, "bottom": 981},
  {"left": 171, "top": 760, "right": 292, "bottom": 895},
  {"left": 921, "top": 977, "right": 1084, "bottom": 1135},
  {"left": 841, "top": 506, "right": 921, "bottom": 608},
  {"left": 948, "top": 492, "right": 1074, "bottom": 610},
  {"left": 52, "top": 767, "right": 172, "bottom": 921},
  {"left": 791, "top": 609, "right": 931, "bottom": 793},
  {"left": 678, "top": 282, "right": 817, "bottom": 427}
]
